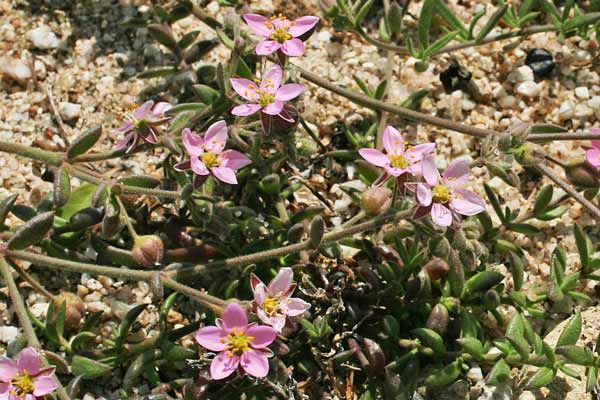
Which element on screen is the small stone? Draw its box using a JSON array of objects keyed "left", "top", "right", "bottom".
[
  {"left": 518, "top": 391, "right": 536, "bottom": 400},
  {"left": 58, "top": 102, "right": 81, "bottom": 121},
  {"left": 466, "top": 366, "right": 483, "bottom": 382},
  {"left": 26, "top": 25, "right": 60, "bottom": 49},
  {"left": 498, "top": 95, "right": 517, "bottom": 109},
  {"left": 575, "top": 86, "right": 589, "bottom": 99},
  {"left": 515, "top": 65, "right": 534, "bottom": 82},
  {"left": 516, "top": 81, "right": 541, "bottom": 97},
  {"left": 462, "top": 98, "right": 476, "bottom": 111},
  {"left": 0, "top": 326, "right": 18, "bottom": 343},
  {"left": 0, "top": 58, "right": 32, "bottom": 84},
  {"left": 316, "top": 31, "right": 331, "bottom": 42},
  {"left": 558, "top": 100, "right": 575, "bottom": 120},
  {"left": 85, "top": 278, "right": 103, "bottom": 291}
]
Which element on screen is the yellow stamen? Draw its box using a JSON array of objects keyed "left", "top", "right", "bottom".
[
  {"left": 201, "top": 153, "right": 219, "bottom": 168},
  {"left": 258, "top": 91, "right": 275, "bottom": 107},
  {"left": 224, "top": 328, "right": 254, "bottom": 357},
  {"left": 262, "top": 296, "right": 280, "bottom": 316},
  {"left": 389, "top": 154, "right": 409, "bottom": 169},
  {"left": 432, "top": 185, "right": 452, "bottom": 203},
  {"left": 269, "top": 27, "right": 292, "bottom": 43},
  {"left": 11, "top": 372, "right": 34, "bottom": 397}
]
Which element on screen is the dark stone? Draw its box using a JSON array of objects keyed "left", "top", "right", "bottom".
[
  {"left": 525, "top": 48, "right": 555, "bottom": 78},
  {"left": 439, "top": 59, "right": 472, "bottom": 93}
]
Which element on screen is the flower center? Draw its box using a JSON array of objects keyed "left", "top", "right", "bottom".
[
  {"left": 224, "top": 328, "right": 254, "bottom": 357},
  {"left": 432, "top": 185, "right": 451, "bottom": 203},
  {"left": 269, "top": 27, "right": 292, "bottom": 43},
  {"left": 11, "top": 372, "right": 34, "bottom": 397},
  {"left": 258, "top": 91, "right": 275, "bottom": 107},
  {"left": 389, "top": 154, "right": 409, "bottom": 169},
  {"left": 262, "top": 296, "right": 280, "bottom": 316},
  {"left": 201, "top": 153, "right": 219, "bottom": 168}
]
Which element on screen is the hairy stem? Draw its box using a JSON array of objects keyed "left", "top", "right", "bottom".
[
  {"left": 0, "top": 141, "right": 62, "bottom": 166},
  {"left": 0, "top": 257, "right": 71, "bottom": 400}
]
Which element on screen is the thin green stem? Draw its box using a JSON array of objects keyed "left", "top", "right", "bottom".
[
  {"left": 174, "top": 208, "right": 412, "bottom": 277},
  {"left": 71, "top": 143, "right": 154, "bottom": 163},
  {"left": 0, "top": 141, "right": 62, "bottom": 166},
  {"left": 0, "top": 257, "right": 71, "bottom": 400},
  {"left": 115, "top": 196, "right": 139, "bottom": 240}
]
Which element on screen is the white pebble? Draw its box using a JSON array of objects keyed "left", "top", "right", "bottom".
[
  {"left": 575, "top": 86, "right": 590, "bottom": 99},
  {"left": 467, "top": 366, "right": 483, "bottom": 382},
  {"left": 516, "top": 81, "right": 541, "bottom": 97},
  {"left": 558, "top": 100, "right": 575, "bottom": 120},
  {"left": 58, "top": 102, "right": 81, "bottom": 121},
  {"left": 26, "top": 25, "right": 60, "bottom": 49},
  {"left": 515, "top": 65, "right": 534, "bottom": 82},
  {"left": 0, "top": 58, "right": 32, "bottom": 84},
  {"left": 0, "top": 326, "right": 19, "bottom": 343},
  {"left": 498, "top": 95, "right": 516, "bottom": 109}
]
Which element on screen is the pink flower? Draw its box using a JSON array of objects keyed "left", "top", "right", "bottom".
[
  {"left": 412, "top": 155, "right": 485, "bottom": 227},
  {"left": 243, "top": 13, "right": 319, "bottom": 57},
  {"left": 195, "top": 303, "right": 277, "bottom": 380},
  {"left": 174, "top": 121, "right": 251, "bottom": 186},
  {"left": 358, "top": 126, "right": 435, "bottom": 177},
  {"left": 0, "top": 347, "right": 57, "bottom": 399},
  {"left": 251, "top": 267, "right": 311, "bottom": 332},
  {"left": 115, "top": 100, "right": 172, "bottom": 153},
  {"left": 585, "top": 128, "right": 600, "bottom": 168},
  {"left": 230, "top": 65, "right": 305, "bottom": 120}
]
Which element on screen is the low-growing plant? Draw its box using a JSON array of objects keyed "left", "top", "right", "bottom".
[{"left": 1, "top": 0, "right": 600, "bottom": 399}]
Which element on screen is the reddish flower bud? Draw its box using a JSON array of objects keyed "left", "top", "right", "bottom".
[
  {"left": 54, "top": 291, "right": 86, "bottom": 331},
  {"left": 361, "top": 187, "right": 392, "bottom": 216},
  {"left": 132, "top": 235, "right": 164, "bottom": 268}
]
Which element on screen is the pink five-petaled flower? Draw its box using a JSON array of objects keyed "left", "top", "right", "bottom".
[
  {"left": 413, "top": 155, "right": 485, "bottom": 227},
  {"left": 584, "top": 128, "right": 600, "bottom": 168},
  {"left": 115, "top": 100, "right": 172, "bottom": 153},
  {"left": 174, "top": 121, "right": 251, "bottom": 186},
  {"left": 358, "top": 126, "right": 435, "bottom": 178},
  {"left": 243, "top": 13, "right": 319, "bottom": 57},
  {"left": 251, "top": 267, "right": 311, "bottom": 332},
  {"left": 0, "top": 347, "right": 57, "bottom": 400},
  {"left": 230, "top": 65, "right": 305, "bottom": 120},
  {"left": 195, "top": 303, "right": 277, "bottom": 380}
]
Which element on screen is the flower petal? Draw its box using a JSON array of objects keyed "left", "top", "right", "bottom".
[
  {"left": 275, "top": 84, "right": 305, "bottom": 101},
  {"left": 253, "top": 283, "right": 268, "bottom": 306},
  {"left": 431, "top": 203, "right": 453, "bottom": 227},
  {"left": 289, "top": 16, "right": 320, "bottom": 37},
  {"left": 443, "top": 157, "right": 470, "bottom": 182},
  {"left": 220, "top": 150, "right": 251, "bottom": 170},
  {"left": 182, "top": 128, "right": 203, "bottom": 157},
  {"left": 593, "top": 139, "right": 600, "bottom": 150},
  {"left": 211, "top": 167, "right": 238, "bottom": 184},
  {"left": 133, "top": 100, "right": 154, "bottom": 120},
  {"left": 281, "top": 38, "right": 305, "bottom": 56},
  {"left": 284, "top": 297, "right": 311, "bottom": 316},
  {"left": 115, "top": 133, "right": 134, "bottom": 151},
  {"left": 384, "top": 165, "right": 407, "bottom": 177},
  {"left": 451, "top": 189, "right": 486, "bottom": 216},
  {"left": 405, "top": 142, "right": 435, "bottom": 162},
  {"left": 246, "top": 325, "right": 277, "bottom": 349},
  {"left": 32, "top": 375, "right": 57, "bottom": 397},
  {"left": 260, "top": 65, "right": 282, "bottom": 94},
  {"left": 115, "top": 121, "right": 134, "bottom": 133},
  {"left": 151, "top": 102, "right": 172, "bottom": 116},
  {"left": 358, "top": 148, "right": 389, "bottom": 168},
  {"left": 222, "top": 302, "right": 248, "bottom": 331},
  {"left": 268, "top": 267, "right": 294, "bottom": 295},
  {"left": 240, "top": 349, "right": 269, "bottom": 378},
  {"left": 17, "top": 348, "right": 40, "bottom": 376},
  {"left": 0, "top": 358, "right": 17, "bottom": 382},
  {"left": 256, "top": 40, "right": 281, "bottom": 55},
  {"left": 416, "top": 183, "right": 433, "bottom": 206},
  {"left": 0, "top": 382, "right": 9, "bottom": 395},
  {"left": 421, "top": 155, "right": 440, "bottom": 187},
  {"left": 232, "top": 104, "right": 262, "bottom": 116},
  {"left": 230, "top": 78, "right": 259, "bottom": 101},
  {"left": 203, "top": 120, "right": 228, "bottom": 154},
  {"left": 191, "top": 157, "right": 209, "bottom": 176},
  {"left": 210, "top": 353, "right": 239, "bottom": 380},
  {"left": 262, "top": 100, "right": 284, "bottom": 115},
  {"left": 586, "top": 148, "right": 600, "bottom": 168},
  {"left": 174, "top": 160, "right": 191, "bottom": 171},
  {"left": 382, "top": 126, "right": 405, "bottom": 155},
  {"left": 250, "top": 274, "right": 264, "bottom": 292},
  {"left": 195, "top": 326, "right": 228, "bottom": 352},
  {"left": 243, "top": 13, "right": 273, "bottom": 37}
]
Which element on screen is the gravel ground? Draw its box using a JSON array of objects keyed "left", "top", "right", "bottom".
[{"left": 1, "top": 0, "right": 600, "bottom": 398}]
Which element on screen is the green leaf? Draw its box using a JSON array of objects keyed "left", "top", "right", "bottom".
[
  {"left": 7, "top": 211, "right": 55, "bottom": 250},
  {"left": 457, "top": 337, "right": 484, "bottom": 359},
  {"left": 71, "top": 356, "right": 112, "bottom": 379},
  {"left": 70, "top": 332, "right": 96, "bottom": 353},
  {"left": 147, "top": 24, "right": 178, "bottom": 53},
  {"left": 183, "top": 39, "right": 219, "bottom": 64},
  {"left": 563, "top": 13, "right": 600, "bottom": 32},
  {"left": 116, "top": 304, "right": 148, "bottom": 347},
  {"left": 525, "top": 366, "right": 556, "bottom": 389},
  {"left": 0, "top": 194, "right": 17, "bottom": 226},
  {"left": 559, "top": 364, "right": 581, "bottom": 379},
  {"left": 574, "top": 224, "right": 590, "bottom": 269},
  {"left": 507, "top": 333, "right": 530, "bottom": 361},
  {"left": 309, "top": 216, "right": 325, "bottom": 249},
  {"left": 556, "top": 345, "right": 594, "bottom": 365},
  {"left": 487, "top": 358, "right": 511, "bottom": 384},
  {"left": 519, "top": 0, "right": 536, "bottom": 17},
  {"left": 374, "top": 80, "right": 387, "bottom": 100},
  {"left": 354, "top": 0, "right": 374, "bottom": 26},
  {"left": 117, "top": 175, "right": 160, "bottom": 189},
  {"left": 418, "top": 0, "right": 435, "bottom": 48},
  {"left": 167, "top": 111, "right": 194, "bottom": 135},
  {"left": 400, "top": 89, "right": 430, "bottom": 110},
  {"left": 507, "top": 223, "right": 540, "bottom": 235},
  {"left": 386, "top": 2, "right": 403, "bottom": 35},
  {"left": 509, "top": 252, "right": 525, "bottom": 291},
  {"left": 560, "top": 272, "right": 580, "bottom": 292},
  {"left": 423, "top": 31, "right": 459, "bottom": 57},
  {"left": 424, "top": 358, "right": 462, "bottom": 387},
  {"left": 291, "top": 206, "right": 326, "bottom": 224},
  {"left": 434, "top": 0, "right": 467, "bottom": 36},
  {"left": 412, "top": 328, "right": 446, "bottom": 354},
  {"left": 475, "top": 4, "right": 508, "bottom": 43},
  {"left": 138, "top": 67, "right": 178, "bottom": 79},
  {"left": 483, "top": 183, "right": 505, "bottom": 222},
  {"left": 354, "top": 75, "right": 373, "bottom": 97},
  {"left": 464, "top": 271, "right": 504, "bottom": 294},
  {"left": 586, "top": 366, "right": 598, "bottom": 392},
  {"left": 537, "top": 206, "right": 567, "bottom": 221},
  {"left": 530, "top": 124, "right": 568, "bottom": 134},
  {"left": 557, "top": 312, "right": 582, "bottom": 347},
  {"left": 166, "top": 0, "right": 193, "bottom": 23},
  {"left": 56, "top": 184, "right": 97, "bottom": 220},
  {"left": 534, "top": 185, "right": 554, "bottom": 215},
  {"left": 165, "top": 102, "right": 206, "bottom": 115},
  {"left": 53, "top": 167, "right": 71, "bottom": 208},
  {"left": 67, "top": 127, "right": 102, "bottom": 159}
]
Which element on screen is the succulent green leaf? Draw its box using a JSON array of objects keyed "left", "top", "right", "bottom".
[{"left": 7, "top": 211, "right": 55, "bottom": 250}]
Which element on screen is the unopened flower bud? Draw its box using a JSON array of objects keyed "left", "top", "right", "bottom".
[
  {"left": 483, "top": 289, "right": 501, "bottom": 309},
  {"left": 258, "top": 174, "right": 281, "bottom": 195},
  {"left": 361, "top": 187, "right": 392, "bottom": 216},
  {"left": 566, "top": 157, "right": 600, "bottom": 188},
  {"left": 485, "top": 162, "right": 520, "bottom": 187},
  {"left": 426, "top": 303, "right": 449, "bottom": 335},
  {"left": 53, "top": 292, "right": 86, "bottom": 331},
  {"left": 132, "top": 235, "right": 164, "bottom": 268},
  {"left": 363, "top": 338, "right": 386, "bottom": 376},
  {"left": 423, "top": 258, "right": 449, "bottom": 281}
]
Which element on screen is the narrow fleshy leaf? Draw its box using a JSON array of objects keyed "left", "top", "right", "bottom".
[{"left": 7, "top": 211, "right": 55, "bottom": 250}]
